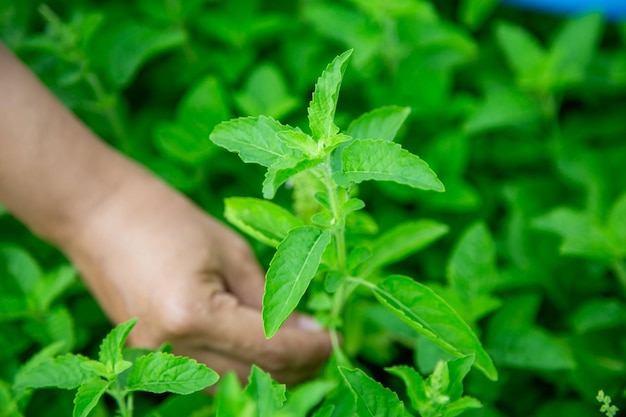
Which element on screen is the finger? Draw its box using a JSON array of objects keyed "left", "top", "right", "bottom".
[
  {"left": 199, "top": 292, "right": 332, "bottom": 378},
  {"left": 177, "top": 345, "right": 322, "bottom": 387},
  {"left": 215, "top": 230, "right": 266, "bottom": 310}
]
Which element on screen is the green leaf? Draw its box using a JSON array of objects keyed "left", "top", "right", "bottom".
[
  {"left": 215, "top": 372, "right": 255, "bottom": 417},
  {"left": 279, "top": 380, "right": 336, "bottom": 417},
  {"left": 234, "top": 62, "right": 300, "bottom": 119},
  {"left": 12, "top": 341, "right": 67, "bottom": 393},
  {"left": 32, "top": 265, "right": 76, "bottom": 313},
  {"left": 459, "top": 0, "right": 498, "bottom": 30},
  {"left": 358, "top": 219, "right": 449, "bottom": 277},
  {"left": 80, "top": 360, "right": 110, "bottom": 378},
  {"left": 263, "top": 226, "right": 331, "bottom": 337},
  {"left": 72, "top": 377, "right": 110, "bottom": 417},
  {"left": 533, "top": 208, "right": 620, "bottom": 259},
  {"left": 547, "top": 13, "right": 603, "bottom": 87},
  {"left": 224, "top": 197, "right": 304, "bottom": 247},
  {"left": 0, "top": 381, "right": 23, "bottom": 417},
  {"left": 262, "top": 157, "right": 321, "bottom": 199},
  {"left": 372, "top": 275, "right": 497, "bottom": 381},
  {"left": 177, "top": 76, "right": 231, "bottom": 130},
  {"left": 495, "top": 21, "right": 547, "bottom": 87},
  {"left": 114, "top": 360, "right": 132, "bottom": 375},
  {"left": 338, "top": 367, "right": 405, "bottom": 417},
  {"left": 126, "top": 352, "right": 218, "bottom": 394},
  {"left": 277, "top": 130, "right": 319, "bottom": 157},
  {"left": 314, "top": 381, "right": 357, "bottom": 417},
  {"left": 308, "top": 49, "right": 353, "bottom": 140},
  {"left": 571, "top": 298, "right": 625, "bottom": 333},
  {"left": 99, "top": 318, "right": 137, "bottom": 374},
  {"left": 343, "top": 198, "right": 365, "bottom": 213},
  {"left": 13, "top": 354, "right": 91, "bottom": 390},
  {"left": 154, "top": 76, "right": 229, "bottom": 166},
  {"left": 0, "top": 244, "right": 42, "bottom": 294},
  {"left": 446, "top": 222, "right": 499, "bottom": 298},
  {"left": 385, "top": 366, "right": 427, "bottom": 412},
  {"left": 98, "top": 23, "right": 186, "bottom": 87},
  {"left": 389, "top": 360, "right": 480, "bottom": 417},
  {"left": 244, "top": 365, "right": 286, "bottom": 417},
  {"left": 608, "top": 192, "right": 626, "bottom": 246},
  {"left": 447, "top": 356, "right": 475, "bottom": 401},
  {"left": 335, "top": 139, "right": 444, "bottom": 191},
  {"left": 155, "top": 124, "right": 217, "bottom": 166},
  {"left": 486, "top": 326, "right": 575, "bottom": 371},
  {"left": 463, "top": 84, "right": 541, "bottom": 134},
  {"left": 346, "top": 106, "right": 411, "bottom": 142},
  {"left": 443, "top": 397, "right": 482, "bottom": 417},
  {"left": 210, "top": 116, "right": 300, "bottom": 167},
  {"left": 22, "top": 305, "right": 76, "bottom": 351},
  {"left": 311, "top": 405, "right": 336, "bottom": 417}
]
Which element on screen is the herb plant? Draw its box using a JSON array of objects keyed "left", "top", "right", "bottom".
[
  {"left": 209, "top": 49, "right": 495, "bottom": 415},
  {"left": 11, "top": 319, "right": 217, "bottom": 417}
]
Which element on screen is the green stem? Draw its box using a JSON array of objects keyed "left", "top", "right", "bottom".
[
  {"left": 322, "top": 162, "right": 347, "bottom": 270},
  {"left": 319, "top": 159, "right": 352, "bottom": 364},
  {"left": 110, "top": 382, "right": 131, "bottom": 417},
  {"left": 347, "top": 276, "right": 376, "bottom": 291},
  {"left": 611, "top": 259, "right": 626, "bottom": 297},
  {"left": 328, "top": 282, "right": 351, "bottom": 367},
  {"left": 127, "top": 392, "right": 134, "bottom": 417}
]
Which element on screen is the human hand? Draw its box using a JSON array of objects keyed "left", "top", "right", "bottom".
[
  {"left": 0, "top": 44, "right": 330, "bottom": 384},
  {"left": 62, "top": 174, "right": 332, "bottom": 385}
]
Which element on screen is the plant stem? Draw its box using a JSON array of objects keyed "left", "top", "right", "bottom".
[
  {"left": 127, "top": 392, "right": 134, "bottom": 417},
  {"left": 347, "top": 276, "right": 376, "bottom": 291},
  {"left": 322, "top": 161, "right": 347, "bottom": 270},
  {"left": 319, "top": 159, "right": 352, "bottom": 364},
  {"left": 110, "top": 383, "right": 131, "bottom": 417}
]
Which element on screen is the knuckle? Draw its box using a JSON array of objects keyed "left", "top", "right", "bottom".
[
  {"left": 156, "top": 300, "right": 198, "bottom": 338},
  {"left": 258, "top": 343, "right": 292, "bottom": 372}
]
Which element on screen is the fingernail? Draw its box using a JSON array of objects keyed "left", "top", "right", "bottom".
[{"left": 297, "top": 315, "right": 323, "bottom": 331}]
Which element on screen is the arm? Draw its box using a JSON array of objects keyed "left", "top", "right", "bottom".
[
  {"left": 0, "top": 43, "right": 331, "bottom": 384},
  {"left": 0, "top": 43, "right": 133, "bottom": 245}
]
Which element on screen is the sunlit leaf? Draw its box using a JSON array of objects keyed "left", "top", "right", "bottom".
[
  {"left": 99, "top": 318, "right": 137, "bottom": 374},
  {"left": 372, "top": 275, "right": 497, "bottom": 380},
  {"left": 358, "top": 220, "right": 449, "bottom": 277},
  {"left": 14, "top": 354, "right": 91, "bottom": 390},
  {"left": 244, "top": 365, "right": 286, "bottom": 417},
  {"left": 339, "top": 367, "right": 405, "bottom": 417},
  {"left": 335, "top": 139, "right": 444, "bottom": 191},
  {"left": 126, "top": 352, "right": 218, "bottom": 394},
  {"left": 263, "top": 226, "right": 331, "bottom": 337},
  {"left": 308, "top": 49, "right": 353, "bottom": 140},
  {"left": 73, "top": 378, "right": 109, "bottom": 417},
  {"left": 210, "top": 116, "right": 301, "bottom": 168},
  {"left": 346, "top": 106, "right": 411, "bottom": 142},
  {"left": 224, "top": 197, "right": 304, "bottom": 247}
]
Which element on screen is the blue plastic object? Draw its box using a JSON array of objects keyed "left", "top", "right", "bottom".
[{"left": 501, "top": 0, "right": 626, "bottom": 20}]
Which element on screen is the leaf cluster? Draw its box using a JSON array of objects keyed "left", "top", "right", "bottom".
[{"left": 11, "top": 319, "right": 217, "bottom": 417}]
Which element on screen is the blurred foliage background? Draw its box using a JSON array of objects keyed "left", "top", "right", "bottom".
[{"left": 1, "top": 0, "right": 626, "bottom": 416}]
